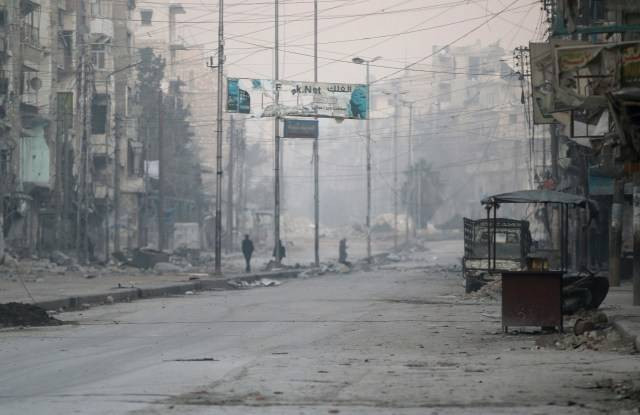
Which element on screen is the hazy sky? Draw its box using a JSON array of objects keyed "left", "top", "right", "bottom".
[{"left": 139, "top": 0, "right": 546, "bottom": 85}]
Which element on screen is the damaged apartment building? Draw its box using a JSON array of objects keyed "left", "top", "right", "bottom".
[
  {"left": 0, "top": 0, "right": 204, "bottom": 262},
  {"left": 529, "top": 0, "right": 640, "bottom": 300}
]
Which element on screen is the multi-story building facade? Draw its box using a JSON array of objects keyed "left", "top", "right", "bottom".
[
  {"left": 529, "top": 1, "right": 640, "bottom": 277},
  {"left": 419, "top": 42, "right": 530, "bottom": 220},
  {"left": 0, "top": 0, "right": 139, "bottom": 261}
]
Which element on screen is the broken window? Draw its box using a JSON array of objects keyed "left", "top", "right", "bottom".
[
  {"left": 57, "top": 31, "right": 73, "bottom": 71},
  {"left": 140, "top": 9, "right": 152, "bottom": 25},
  {"left": 91, "top": 94, "right": 108, "bottom": 134},
  {"left": 90, "top": 0, "right": 109, "bottom": 18},
  {"left": 20, "top": 0, "right": 40, "bottom": 47},
  {"left": 0, "top": 7, "right": 7, "bottom": 27},
  {"left": 0, "top": 69, "right": 8, "bottom": 95},
  {"left": 20, "top": 69, "right": 39, "bottom": 99},
  {"left": 91, "top": 44, "right": 106, "bottom": 69}
]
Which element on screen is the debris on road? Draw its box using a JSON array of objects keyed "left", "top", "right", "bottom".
[
  {"left": 536, "top": 310, "right": 634, "bottom": 353},
  {"left": 228, "top": 278, "right": 283, "bottom": 288},
  {"left": 0, "top": 303, "right": 63, "bottom": 327},
  {"left": 465, "top": 278, "right": 501, "bottom": 301}
]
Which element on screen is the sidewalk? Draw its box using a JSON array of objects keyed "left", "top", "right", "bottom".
[
  {"left": 601, "top": 280, "right": 640, "bottom": 351},
  {"left": 0, "top": 261, "right": 300, "bottom": 312}
]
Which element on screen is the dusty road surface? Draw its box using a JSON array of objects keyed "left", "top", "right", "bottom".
[{"left": 1, "top": 240, "right": 639, "bottom": 414}]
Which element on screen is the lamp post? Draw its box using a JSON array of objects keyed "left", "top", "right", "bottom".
[{"left": 352, "top": 56, "right": 380, "bottom": 262}]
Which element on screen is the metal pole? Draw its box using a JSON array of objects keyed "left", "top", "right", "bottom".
[
  {"left": 610, "top": 178, "right": 623, "bottom": 286},
  {"left": 274, "top": 0, "right": 281, "bottom": 264},
  {"left": 365, "top": 61, "right": 371, "bottom": 262},
  {"left": 214, "top": 0, "right": 224, "bottom": 273},
  {"left": 157, "top": 90, "right": 165, "bottom": 251},
  {"left": 493, "top": 203, "right": 497, "bottom": 270},
  {"left": 226, "top": 115, "right": 235, "bottom": 252},
  {"left": 113, "top": 113, "right": 121, "bottom": 255},
  {"left": 486, "top": 204, "right": 491, "bottom": 271},
  {"left": 405, "top": 102, "right": 413, "bottom": 244},
  {"left": 313, "top": 0, "right": 319, "bottom": 267},
  {"left": 393, "top": 94, "right": 398, "bottom": 251},
  {"left": 633, "top": 172, "right": 640, "bottom": 305}
]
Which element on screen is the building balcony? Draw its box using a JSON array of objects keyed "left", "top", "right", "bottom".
[{"left": 90, "top": 18, "right": 114, "bottom": 39}]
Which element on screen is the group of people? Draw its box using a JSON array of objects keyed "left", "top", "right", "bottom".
[{"left": 240, "top": 235, "right": 350, "bottom": 273}]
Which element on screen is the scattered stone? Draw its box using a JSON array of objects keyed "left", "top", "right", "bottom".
[
  {"left": 66, "top": 264, "right": 85, "bottom": 273},
  {"left": 50, "top": 251, "right": 73, "bottom": 266},
  {"left": 0, "top": 254, "right": 19, "bottom": 268},
  {"left": 574, "top": 319, "right": 595, "bottom": 336}
]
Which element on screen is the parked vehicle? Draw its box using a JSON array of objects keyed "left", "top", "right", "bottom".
[{"left": 463, "top": 218, "right": 532, "bottom": 293}]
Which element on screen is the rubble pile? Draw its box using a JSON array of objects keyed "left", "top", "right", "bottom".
[
  {"left": 297, "top": 262, "right": 351, "bottom": 278},
  {"left": 0, "top": 303, "right": 63, "bottom": 327},
  {"left": 228, "top": 278, "right": 282, "bottom": 288},
  {"left": 537, "top": 311, "right": 635, "bottom": 353},
  {"left": 539, "top": 327, "right": 634, "bottom": 352},
  {"left": 465, "top": 278, "right": 501, "bottom": 301}
]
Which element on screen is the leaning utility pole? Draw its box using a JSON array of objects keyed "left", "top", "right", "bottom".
[
  {"left": 313, "top": 0, "right": 319, "bottom": 267},
  {"left": 274, "top": 0, "right": 282, "bottom": 264}
]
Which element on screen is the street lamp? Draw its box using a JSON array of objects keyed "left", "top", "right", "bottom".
[{"left": 352, "top": 56, "right": 381, "bottom": 262}]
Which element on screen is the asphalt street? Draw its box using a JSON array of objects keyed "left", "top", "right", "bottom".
[{"left": 1, "top": 240, "right": 639, "bottom": 414}]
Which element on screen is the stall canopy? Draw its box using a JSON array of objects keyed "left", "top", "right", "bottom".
[{"left": 481, "top": 189, "right": 590, "bottom": 207}]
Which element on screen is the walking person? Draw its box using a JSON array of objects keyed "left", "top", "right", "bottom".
[{"left": 241, "top": 234, "right": 254, "bottom": 273}]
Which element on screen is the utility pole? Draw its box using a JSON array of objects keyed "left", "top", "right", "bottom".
[
  {"left": 274, "top": 0, "right": 281, "bottom": 264},
  {"left": 365, "top": 63, "right": 372, "bottom": 261},
  {"left": 405, "top": 102, "right": 413, "bottom": 244},
  {"left": 226, "top": 115, "right": 235, "bottom": 251},
  {"left": 313, "top": 0, "right": 319, "bottom": 267},
  {"left": 157, "top": 90, "right": 165, "bottom": 251},
  {"left": 392, "top": 95, "right": 399, "bottom": 251},
  {"left": 113, "top": 113, "right": 122, "bottom": 254},
  {"left": 214, "top": 0, "right": 225, "bottom": 274},
  {"left": 236, "top": 120, "right": 246, "bottom": 235},
  {"left": 352, "top": 56, "right": 380, "bottom": 262},
  {"left": 550, "top": 123, "right": 561, "bottom": 250},
  {"left": 76, "top": 54, "right": 90, "bottom": 264}
]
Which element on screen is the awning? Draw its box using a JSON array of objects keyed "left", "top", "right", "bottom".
[{"left": 481, "top": 189, "right": 591, "bottom": 207}]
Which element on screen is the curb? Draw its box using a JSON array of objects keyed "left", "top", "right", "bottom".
[
  {"left": 34, "top": 270, "right": 300, "bottom": 312},
  {"left": 611, "top": 318, "right": 640, "bottom": 352}
]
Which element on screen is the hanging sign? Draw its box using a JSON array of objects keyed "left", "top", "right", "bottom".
[
  {"left": 226, "top": 78, "right": 369, "bottom": 120},
  {"left": 283, "top": 119, "right": 319, "bottom": 138}
]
